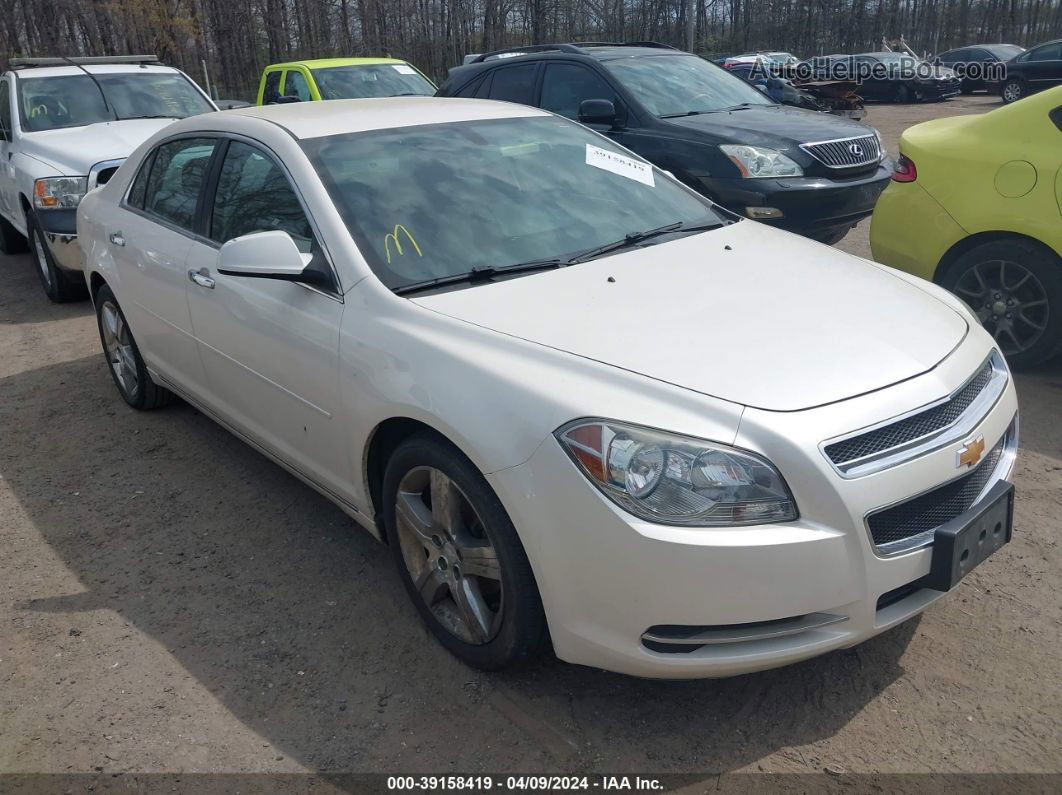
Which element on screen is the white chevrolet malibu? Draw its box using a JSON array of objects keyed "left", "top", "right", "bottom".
[{"left": 77, "top": 98, "right": 1018, "bottom": 678}]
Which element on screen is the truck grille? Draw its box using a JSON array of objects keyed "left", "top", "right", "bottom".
[
  {"left": 801, "top": 134, "right": 880, "bottom": 169},
  {"left": 866, "top": 433, "right": 1006, "bottom": 550},
  {"left": 825, "top": 358, "right": 996, "bottom": 467}
]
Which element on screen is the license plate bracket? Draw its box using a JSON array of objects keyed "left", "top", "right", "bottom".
[{"left": 926, "top": 480, "right": 1014, "bottom": 592}]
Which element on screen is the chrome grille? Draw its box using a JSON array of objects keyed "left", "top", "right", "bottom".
[
  {"left": 826, "top": 359, "right": 995, "bottom": 466},
  {"left": 801, "top": 134, "right": 880, "bottom": 169},
  {"left": 867, "top": 434, "right": 1005, "bottom": 549}
]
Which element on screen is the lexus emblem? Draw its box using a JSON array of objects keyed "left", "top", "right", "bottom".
[
  {"left": 956, "top": 435, "right": 986, "bottom": 469},
  {"left": 848, "top": 143, "right": 864, "bottom": 157}
]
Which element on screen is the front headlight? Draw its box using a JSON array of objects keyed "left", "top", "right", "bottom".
[
  {"left": 720, "top": 144, "right": 803, "bottom": 178},
  {"left": 33, "top": 176, "right": 87, "bottom": 209},
  {"left": 872, "top": 128, "right": 886, "bottom": 161},
  {"left": 556, "top": 419, "right": 798, "bottom": 527}
]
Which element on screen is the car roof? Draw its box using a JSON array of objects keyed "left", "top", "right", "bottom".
[
  {"left": 220, "top": 97, "right": 546, "bottom": 139},
  {"left": 12, "top": 63, "right": 183, "bottom": 79},
  {"left": 265, "top": 57, "right": 411, "bottom": 70}
]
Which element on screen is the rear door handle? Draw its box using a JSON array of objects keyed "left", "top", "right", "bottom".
[
  {"left": 188, "top": 268, "right": 215, "bottom": 289},
  {"left": 109, "top": 232, "right": 125, "bottom": 247}
]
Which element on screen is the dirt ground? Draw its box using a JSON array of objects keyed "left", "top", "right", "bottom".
[{"left": 1, "top": 95, "right": 1060, "bottom": 788}]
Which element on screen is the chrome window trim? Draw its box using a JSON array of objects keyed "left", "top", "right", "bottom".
[
  {"left": 88, "top": 158, "right": 126, "bottom": 191},
  {"left": 820, "top": 351, "right": 1009, "bottom": 479},
  {"left": 863, "top": 414, "right": 1018, "bottom": 558}
]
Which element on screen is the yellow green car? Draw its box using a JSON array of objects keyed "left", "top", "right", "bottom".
[
  {"left": 255, "top": 58, "right": 435, "bottom": 105},
  {"left": 870, "top": 86, "right": 1062, "bottom": 367}
]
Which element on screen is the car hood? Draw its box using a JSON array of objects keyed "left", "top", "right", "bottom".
[
  {"left": 663, "top": 103, "right": 873, "bottom": 148},
  {"left": 19, "top": 118, "right": 177, "bottom": 175},
  {"left": 412, "top": 221, "right": 968, "bottom": 412}
]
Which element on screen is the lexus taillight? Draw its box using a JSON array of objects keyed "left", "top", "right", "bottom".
[{"left": 892, "top": 154, "right": 917, "bottom": 183}]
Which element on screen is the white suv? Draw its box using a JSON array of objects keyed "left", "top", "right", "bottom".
[{"left": 0, "top": 56, "right": 216, "bottom": 301}]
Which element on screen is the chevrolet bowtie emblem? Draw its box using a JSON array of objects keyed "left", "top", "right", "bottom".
[{"left": 956, "top": 435, "right": 986, "bottom": 469}]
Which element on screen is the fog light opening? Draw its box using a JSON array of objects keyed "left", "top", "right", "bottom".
[{"left": 746, "top": 206, "right": 784, "bottom": 219}]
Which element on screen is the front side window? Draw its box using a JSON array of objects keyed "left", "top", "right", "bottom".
[
  {"left": 540, "top": 64, "right": 616, "bottom": 119},
  {"left": 0, "top": 79, "right": 11, "bottom": 137},
  {"left": 487, "top": 65, "right": 538, "bottom": 104},
  {"left": 302, "top": 116, "right": 723, "bottom": 291},
  {"left": 17, "top": 72, "right": 213, "bottom": 132},
  {"left": 262, "top": 70, "right": 282, "bottom": 103},
  {"left": 284, "top": 70, "right": 312, "bottom": 101},
  {"left": 603, "top": 55, "right": 772, "bottom": 116},
  {"left": 142, "top": 137, "right": 216, "bottom": 231},
  {"left": 311, "top": 64, "right": 434, "bottom": 100}
]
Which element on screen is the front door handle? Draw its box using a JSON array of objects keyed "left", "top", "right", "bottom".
[
  {"left": 188, "top": 268, "right": 215, "bottom": 289},
  {"left": 109, "top": 232, "right": 125, "bottom": 247}
]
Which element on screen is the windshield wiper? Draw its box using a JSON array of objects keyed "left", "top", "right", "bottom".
[
  {"left": 659, "top": 110, "right": 708, "bottom": 118},
  {"left": 115, "top": 114, "right": 180, "bottom": 120},
  {"left": 568, "top": 219, "right": 724, "bottom": 264},
  {"left": 720, "top": 102, "right": 758, "bottom": 111},
  {"left": 393, "top": 258, "right": 566, "bottom": 296}
]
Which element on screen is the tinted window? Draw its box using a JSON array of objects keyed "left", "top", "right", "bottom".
[
  {"left": 487, "top": 65, "right": 537, "bottom": 104},
  {"left": 303, "top": 116, "right": 723, "bottom": 290},
  {"left": 940, "top": 48, "right": 968, "bottom": 62},
  {"left": 540, "top": 64, "right": 615, "bottom": 119},
  {"left": 127, "top": 150, "right": 156, "bottom": 209},
  {"left": 0, "top": 79, "right": 10, "bottom": 136},
  {"left": 453, "top": 75, "right": 484, "bottom": 98},
  {"left": 284, "top": 70, "right": 311, "bottom": 101},
  {"left": 1028, "top": 43, "right": 1062, "bottom": 61},
  {"left": 604, "top": 55, "right": 771, "bottom": 116},
  {"left": 263, "top": 70, "right": 282, "bottom": 103},
  {"left": 311, "top": 64, "right": 434, "bottom": 100},
  {"left": 143, "top": 138, "right": 216, "bottom": 230},
  {"left": 16, "top": 72, "right": 213, "bottom": 132}
]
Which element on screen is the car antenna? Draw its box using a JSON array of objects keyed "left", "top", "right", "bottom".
[{"left": 60, "top": 56, "right": 118, "bottom": 121}]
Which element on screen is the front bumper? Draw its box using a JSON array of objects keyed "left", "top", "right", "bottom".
[
  {"left": 918, "top": 80, "right": 962, "bottom": 99},
  {"left": 700, "top": 163, "right": 892, "bottom": 240},
  {"left": 37, "top": 208, "right": 83, "bottom": 272},
  {"left": 489, "top": 338, "right": 1017, "bottom": 678}
]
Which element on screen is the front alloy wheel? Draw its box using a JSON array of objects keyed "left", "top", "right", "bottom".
[
  {"left": 394, "top": 466, "right": 504, "bottom": 644},
  {"left": 1001, "top": 79, "right": 1024, "bottom": 104},
  {"left": 383, "top": 434, "right": 545, "bottom": 670}
]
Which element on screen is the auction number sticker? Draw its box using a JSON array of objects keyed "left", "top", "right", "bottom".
[
  {"left": 393, "top": 64, "right": 417, "bottom": 74},
  {"left": 585, "top": 144, "right": 655, "bottom": 187}
]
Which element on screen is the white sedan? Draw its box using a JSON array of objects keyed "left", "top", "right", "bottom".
[{"left": 77, "top": 98, "right": 1018, "bottom": 678}]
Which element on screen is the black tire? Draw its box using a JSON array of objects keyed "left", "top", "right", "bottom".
[
  {"left": 27, "top": 211, "right": 86, "bottom": 303},
  {"left": 383, "top": 433, "right": 546, "bottom": 670},
  {"left": 812, "top": 227, "right": 852, "bottom": 246},
  {"left": 893, "top": 83, "right": 911, "bottom": 103},
  {"left": 940, "top": 239, "right": 1062, "bottom": 369},
  {"left": 0, "top": 213, "right": 27, "bottom": 254},
  {"left": 1001, "top": 78, "right": 1025, "bottom": 104},
  {"left": 94, "top": 284, "right": 175, "bottom": 409},
  {"left": 960, "top": 84, "right": 975, "bottom": 95}
]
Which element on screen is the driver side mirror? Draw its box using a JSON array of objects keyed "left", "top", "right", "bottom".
[
  {"left": 578, "top": 99, "right": 618, "bottom": 128},
  {"left": 217, "top": 230, "right": 329, "bottom": 286}
]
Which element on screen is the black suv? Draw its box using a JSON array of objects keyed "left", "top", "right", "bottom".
[{"left": 437, "top": 42, "right": 892, "bottom": 244}]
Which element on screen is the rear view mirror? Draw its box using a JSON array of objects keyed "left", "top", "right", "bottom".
[
  {"left": 578, "top": 99, "right": 617, "bottom": 127},
  {"left": 217, "top": 230, "right": 328, "bottom": 285}
]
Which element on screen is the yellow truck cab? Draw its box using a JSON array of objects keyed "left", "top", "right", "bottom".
[{"left": 255, "top": 58, "right": 435, "bottom": 104}]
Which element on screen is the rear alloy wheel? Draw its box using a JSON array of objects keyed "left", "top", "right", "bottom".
[
  {"left": 1001, "top": 79, "right": 1025, "bottom": 104},
  {"left": 893, "top": 83, "right": 911, "bottom": 103},
  {"left": 94, "top": 284, "right": 174, "bottom": 409},
  {"left": 944, "top": 240, "right": 1062, "bottom": 368},
  {"left": 383, "top": 434, "right": 545, "bottom": 670}
]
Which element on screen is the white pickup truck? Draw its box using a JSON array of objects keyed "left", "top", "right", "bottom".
[{"left": 0, "top": 56, "right": 217, "bottom": 301}]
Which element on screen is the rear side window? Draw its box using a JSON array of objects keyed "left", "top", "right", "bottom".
[
  {"left": 262, "top": 70, "right": 282, "bottom": 103},
  {"left": 143, "top": 137, "right": 216, "bottom": 231},
  {"left": 1028, "top": 43, "right": 1062, "bottom": 62},
  {"left": 126, "top": 150, "right": 156, "bottom": 209},
  {"left": 284, "top": 70, "right": 311, "bottom": 101},
  {"left": 0, "top": 79, "right": 10, "bottom": 136},
  {"left": 453, "top": 75, "right": 484, "bottom": 98},
  {"left": 540, "top": 64, "right": 615, "bottom": 119},
  {"left": 487, "top": 65, "right": 537, "bottom": 104}
]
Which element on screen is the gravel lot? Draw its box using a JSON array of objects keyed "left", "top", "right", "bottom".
[{"left": 1, "top": 95, "right": 1060, "bottom": 786}]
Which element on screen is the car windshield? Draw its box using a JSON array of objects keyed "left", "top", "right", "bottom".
[
  {"left": 602, "top": 55, "right": 773, "bottom": 116},
  {"left": 16, "top": 72, "right": 213, "bottom": 132},
  {"left": 312, "top": 65, "right": 435, "bottom": 100},
  {"left": 302, "top": 116, "right": 724, "bottom": 291}
]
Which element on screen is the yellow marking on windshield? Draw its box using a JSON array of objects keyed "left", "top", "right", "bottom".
[{"left": 384, "top": 224, "right": 423, "bottom": 264}]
